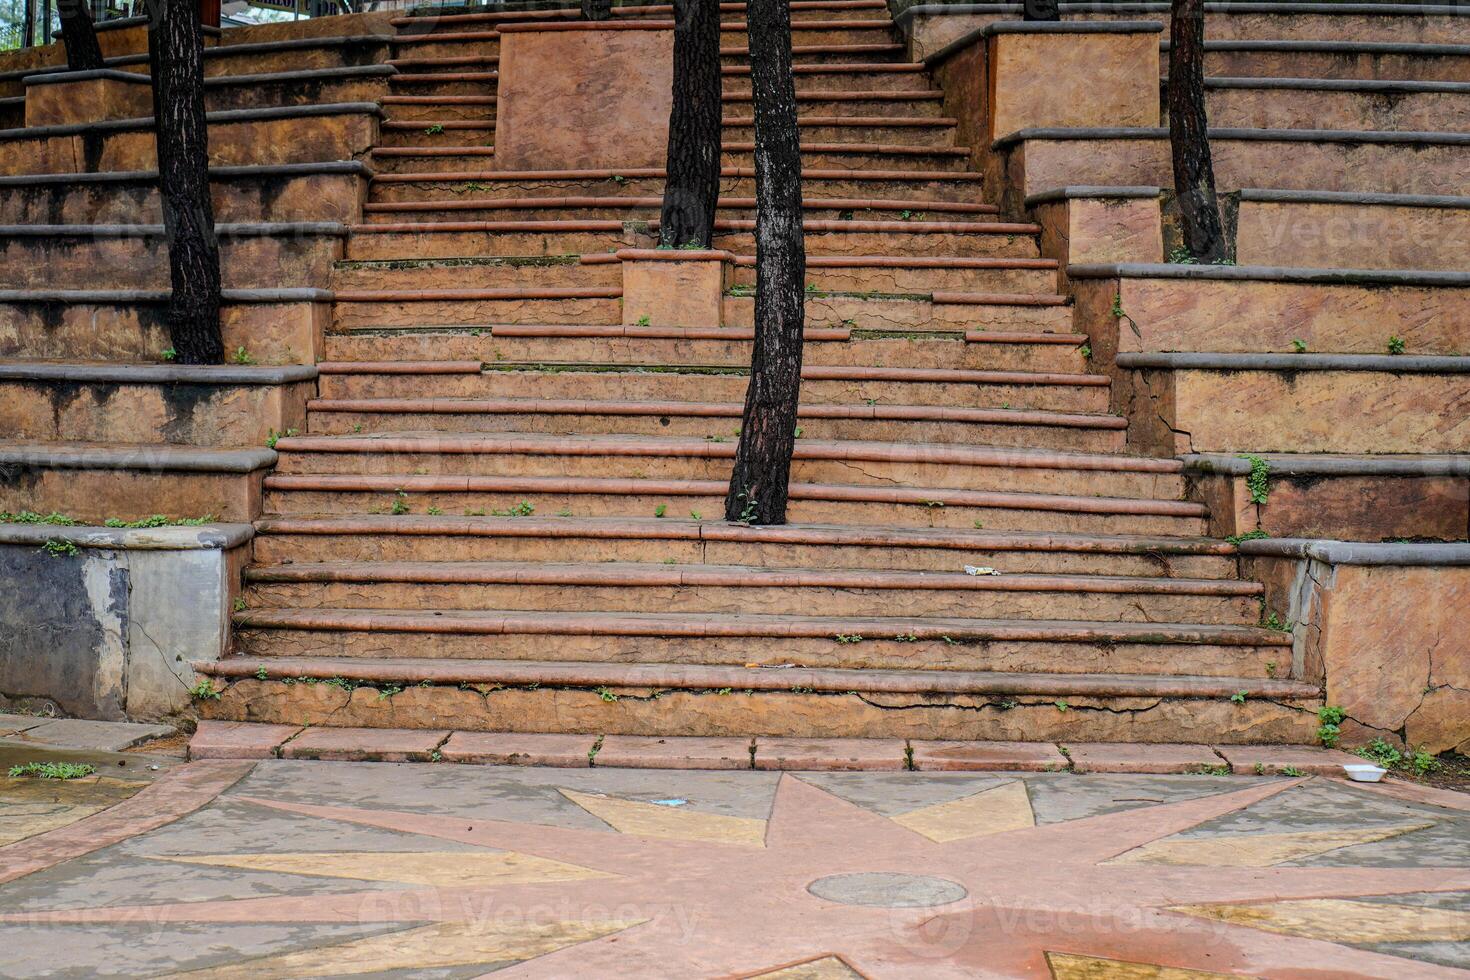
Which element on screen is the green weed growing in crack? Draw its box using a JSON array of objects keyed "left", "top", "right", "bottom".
[
  {"left": 1230, "top": 691, "right": 1247, "bottom": 704},
  {"left": 588, "top": 735, "right": 604, "bottom": 765},
  {"left": 190, "top": 680, "right": 222, "bottom": 701},
  {"left": 596, "top": 687, "right": 619, "bottom": 703},
  {"left": 425, "top": 124, "right": 445, "bottom": 135},
  {"left": 1291, "top": 339, "right": 1308, "bottom": 353},
  {"left": 834, "top": 634, "right": 864, "bottom": 644},
  {"left": 1054, "top": 699, "right": 1070, "bottom": 712},
  {"left": 233, "top": 597, "right": 248, "bottom": 613},
  {"left": 1387, "top": 335, "right": 1406, "bottom": 355},
  {"left": 1226, "top": 529, "right": 1270, "bottom": 547},
  {"left": 377, "top": 685, "right": 404, "bottom": 701},
  {"left": 255, "top": 665, "right": 269, "bottom": 680},
  {"left": 1262, "top": 610, "right": 1293, "bottom": 633},
  {"left": 1254, "top": 762, "right": 1266, "bottom": 775},
  {"left": 9, "top": 762, "right": 96, "bottom": 780},
  {"left": 893, "top": 633, "right": 918, "bottom": 643},
  {"left": 904, "top": 745, "right": 915, "bottom": 770},
  {"left": 41, "top": 539, "right": 79, "bottom": 558},
  {"left": 265, "top": 427, "right": 298, "bottom": 449},
  {"left": 1281, "top": 766, "right": 1306, "bottom": 777},
  {"left": 790, "top": 686, "right": 814, "bottom": 694},
  {"left": 1240, "top": 454, "right": 1271, "bottom": 505},
  {"left": 1192, "top": 763, "right": 1232, "bottom": 776},
  {"left": 391, "top": 492, "right": 411, "bottom": 515},
  {"left": 1317, "top": 705, "right": 1346, "bottom": 748},
  {"left": 1265, "top": 661, "right": 1277, "bottom": 678}
]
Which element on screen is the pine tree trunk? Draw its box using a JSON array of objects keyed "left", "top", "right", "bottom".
[
  {"left": 580, "top": 0, "right": 611, "bottom": 21},
  {"left": 659, "top": 0, "right": 722, "bottom": 248},
  {"left": 1169, "top": 0, "right": 1227, "bottom": 262},
  {"left": 724, "top": 0, "right": 804, "bottom": 526},
  {"left": 146, "top": 0, "right": 223, "bottom": 364},
  {"left": 57, "top": 0, "right": 105, "bottom": 71},
  {"left": 1022, "top": 0, "right": 1060, "bottom": 22}
]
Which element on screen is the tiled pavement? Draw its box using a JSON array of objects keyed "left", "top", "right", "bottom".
[{"left": 0, "top": 750, "right": 1467, "bottom": 977}]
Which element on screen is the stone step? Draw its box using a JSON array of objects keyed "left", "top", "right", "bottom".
[
  {"left": 267, "top": 431, "right": 1191, "bottom": 501},
  {"left": 342, "top": 219, "right": 1042, "bottom": 261},
  {"left": 302, "top": 396, "right": 1126, "bottom": 451},
  {"left": 0, "top": 441, "right": 275, "bottom": 523},
  {"left": 359, "top": 197, "right": 1003, "bottom": 225},
  {"left": 717, "top": 43, "right": 910, "bottom": 66},
  {"left": 725, "top": 89, "right": 948, "bottom": 116},
  {"left": 192, "top": 654, "right": 1321, "bottom": 742},
  {"left": 387, "top": 71, "right": 500, "bottom": 95},
  {"left": 385, "top": 21, "right": 902, "bottom": 54},
  {"left": 722, "top": 291, "right": 1073, "bottom": 333},
  {"left": 202, "top": 64, "right": 395, "bottom": 114},
  {"left": 378, "top": 94, "right": 499, "bottom": 123},
  {"left": 1193, "top": 77, "right": 1470, "bottom": 133},
  {"left": 249, "top": 515, "right": 1238, "bottom": 578},
  {"left": 0, "top": 223, "right": 345, "bottom": 290},
  {"left": 323, "top": 326, "right": 1091, "bottom": 374},
  {"left": 378, "top": 120, "right": 496, "bottom": 148},
  {"left": 0, "top": 363, "right": 314, "bottom": 447},
  {"left": 721, "top": 62, "right": 931, "bottom": 94},
  {"left": 332, "top": 289, "right": 624, "bottom": 330},
  {"left": 315, "top": 361, "right": 1111, "bottom": 413},
  {"left": 386, "top": 54, "right": 501, "bottom": 75},
  {"left": 720, "top": 115, "right": 960, "bottom": 146},
  {"left": 1195, "top": 39, "right": 1470, "bottom": 82},
  {"left": 388, "top": 2, "right": 897, "bottom": 35},
  {"left": 0, "top": 162, "right": 369, "bottom": 226},
  {"left": 330, "top": 255, "right": 623, "bottom": 292},
  {"left": 368, "top": 168, "right": 987, "bottom": 204},
  {"left": 367, "top": 143, "right": 975, "bottom": 174},
  {"left": 240, "top": 560, "right": 1262, "bottom": 623}
]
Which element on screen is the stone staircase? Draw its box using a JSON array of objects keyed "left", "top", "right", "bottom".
[{"left": 192, "top": 0, "right": 1321, "bottom": 744}]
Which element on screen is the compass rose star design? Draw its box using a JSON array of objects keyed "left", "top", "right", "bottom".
[{"left": 5, "top": 774, "right": 1468, "bottom": 978}]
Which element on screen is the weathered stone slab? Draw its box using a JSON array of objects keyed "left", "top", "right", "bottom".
[
  {"left": 753, "top": 738, "right": 908, "bottom": 771},
  {"left": 1068, "top": 743, "right": 1223, "bottom": 774},
  {"left": 1215, "top": 745, "right": 1362, "bottom": 776},
  {"left": 439, "top": 731, "right": 595, "bottom": 767},
  {"left": 188, "top": 721, "right": 302, "bottom": 760},
  {"left": 18, "top": 718, "right": 172, "bottom": 752},
  {"left": 280, "top": 726, "right": 448, "bottom": 762},
  {"left": 494, "top": 24, "right": 673, "bottom": 172},
  {"left": 24, "top": 71, "right": 152, "bottom": 128},
  {"left": 619, "top": 252, "right": 729, "bottom": 328},
  {"left": 595, "top": 735, "right": 752, "bottom": 770},
  {"left": 910, "top": 739, "right": 1069, "bottom": 772}
]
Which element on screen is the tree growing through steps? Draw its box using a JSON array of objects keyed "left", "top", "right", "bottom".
[
  {"left": 581, "top": 0, "right": 612, "bottom": 21},
  {"left": 724, "top": 0, "right": 805, "bottom": 525},
  {"left": 659, "top": 0, "right": 722, "bottom": 248},
  {"left": 145, "top": 0, "right": 223, "bottom": 364},
  {"left": 57, "top": 0, "right": 105, "bottom": 71},
  {"left": 1168, "top": 0, "right": 1228, "bottom": 262}
]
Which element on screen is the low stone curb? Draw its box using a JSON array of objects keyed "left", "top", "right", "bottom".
[{"left": 187, "top": 723, "right": 1365, "bottom": 775}]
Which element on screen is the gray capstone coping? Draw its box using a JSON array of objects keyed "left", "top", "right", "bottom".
[
  {"left": 1237, "top": 538, "right": 1470, "bottom": 566},
  {"left": 0, "top": 161, "right": 373, "bottom": 187},
  {"left": 1116, "top": 351, "right": 1470, "bottom": 372},
  {"left": 1204, "top": 75, "right": 1470, "bottom": 94},
  {"left": 0, "top": 288, "right": 334, "bottom": 303},
  {"left": 924, "top": 19, "right": 1163, "bottom": 65},
  {"left": 1238, "top": 187, "right": 1470, "bottom": 210},
  {"left": 1182, "top": 452, "right": 1470, "bottom": 478},
  {"left": 993, "top": 125, "right": 1470, "bottom": 150},
  {"left": 896, "top": 3, "right": 1470, "bottom": 27},
  {"left": 0, "top": 363, "right": 318, "bottom": 385},
  {"left": 1066, "top": 262, "right": 1470, "bottom": 288},
  {"left": 204, "top": 64, "right": 399, "bottom": 87},
  {"left": 1162, "top": 37, "right": 1470, "bottom": 54},
  {"left": 0, "top": 101, "right": 384, "bottom": 142},
  {"left": 1024, "top": 185, "right": 1162, "bottom": 207},
  {"left": 0, "top": 446, "right": 278, "bottom": 474},
  {"left": 0, "top": 523, "right": 254, "bottom": 551},
  {"left": 23, "top": 68, "right": 152, "bottom": 88},
  {"left": 0, "top": 222, "right": 348, "bottom": 239}
]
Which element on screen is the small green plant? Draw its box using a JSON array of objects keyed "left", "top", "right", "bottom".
[
  {"left": 1408, "top": 748, "right": 1438, "bottom": 775},
  {"left": 8, "top": 762, "right": 96, "bottom": 780},
  {"left": 1078, "top": 343, "right": 1092, "bottom": 360},
  {"left": 430, "top": 750, "right": 443, "bottom": 762},
  {"left": 972, "top": 520, "right": 984, "bottom": 529},
  {"left": 637, "top": 315, "right": 651, "bottom": 326},
  {"left": 161, "top": 347, "right": 178, "bottom": 361},
  {"left": 689, "top": 510, "right": 702, "bottom": 520},
  {"left": 491, "top": 500, "right": 536, "bottom": 518},
  {"left": 558, "top": 508, "right": 573, "bottom": 517},
  {"left": 230, "top": 346, "right": 255, "bottom": 365},
  {"left": 255, "top": 665, "right": 268, "bottom": 680},
  {"left": 376, "top": 685, "right": 404, "bottom": 701},
  {"left": 1055, "top": 699, "right": 1070, "bottom": 712},
  {"left": 1280, "top": 766, "right": 1306, "bottom": 777},
  {"left": 1225, "top": 529, "right": 1270, "bottom": 546},
  {"left": 234, "top": 597, "right": 248, "bottom": 613},
  {"left": 1265, "top": 660, "right": 1277, "bottom": 678},
  {"left": 654, "top": 504, "right": 667, "bottom": 518},
  {"left": 1240, "top": 454, "right": 1271, "bottom": 505},
  {"left": 1291, "top": 338, "right": 1308, "bottom": 353},
  {"left": 1262, "top": 611, "right": 1292, "bottom": 633},
  {"left": 41, "top": 538, "right": 79, "bottom": 558},
  {"left": 425, "top": 124, "right": 445, "bottom": 135},
  {"left": 1193, "top": 763, "right": 1231, "bottom": 776},
  {"left": 793, "top": 426, "right": 803, "bottom": 439},
  {"left": 610, "top": 174, "right": 627, "bottom": 184},
  {"left": 426, "top": 506, "right": 444, "bottom": 516},
  {"left": 1356, "top": 737, "right": 1403, "bottom": 769},
  {"left": 102, "top": 514, "right": 214, "bottom": 529},
  {"left": 596, "top": 686, "right": 619, "bottom": 703},
  {"left": 190, "top": 679, "right": 222, "bottom": 701},
  {"left": 0, "top": 510, "right": 79, "bottom": 526},
  {"left": 834, "top": 634, "right": 864, "bottom": 644},
  {"left": 1387, "top": 335, "right": 1406, "bottom": 355},
  {"left": 1317, "top": 705, "right": 1346, "bottom": 747},
  {"left": 1110, "top": 294, "right": 1126, "bottom": 319},
  {"left": 265, "top": 427, "right": 299, "bottom": 449},
  {"left": 1230, "top": 691, "right": 1247, "bottom": 704},
  {"left": 1254, "top": 762, "right": 1266, "bottom": 775},
  {"left": 390, "top": 491, "right": 411, "bottom": 516},
  {"left": 893, "top": 633, "right": 918, "bottom": 642},
  {"left": 736, "top": 487, "right": 759, "bottom": 524}
]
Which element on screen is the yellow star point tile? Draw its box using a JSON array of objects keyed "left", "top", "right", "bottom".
[
  {"left": 0, "top": 775, "right": 143, "bottom": 845},
  {"left": 560, "top": 788, "right": 766, "bottom": 845},
  {"left": 1046, "top": 951, "right": 1250, "bottom": 979},
  {"left": 1107, "top": 822, "right": 1435, "bottom": 867},
  {"left": 158, "top": 850, "right": 613, "bottom": 887},
  {"left": 892, "top": 780, "right": 1035, "bottom": 842},
  {"left": 1172, "top": 898, "right": 1470, "bottom": 944},
  {"left": 163, "top": 918, "right": 645, "bottom": 979}
]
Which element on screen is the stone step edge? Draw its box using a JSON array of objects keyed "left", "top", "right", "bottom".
[
  {"left": 260, "top": 475, "right": 1205, "bottom": 518},
  {"left": 388, "top": 1, "right": 889, "bottom": 30},
  {"left": 316, "top": 361, "right": 1104, "bottom": 386},
  {"left": 336, "top": 323, "right": 853, "bottom": 341},
  {"left": 189, "top": 723, "right": 1360, "bottom": 773},
  {"left": 269, "top": 433, "right": 1182, "bottom": 472},
  {"left": 193, "top": 656, "right": 1314, "bottom": 697},
  {"left": 364, "top": 198, "right": 1004, "bottom": 215},
  {"left": 304, "top": 397, "right": 1125, "bottom": 430},
  {"left": 370, "top": 166, "right": 985, "bottom": 183},
  {"left": 252, "top": 515, "right": 1233, "bottom": 555},
  {"left": 347, "top": 218, "right": 1040, "bottom": 234},
  {"left": 242, "top": 559, "right": 1260, "bottom": 595}
]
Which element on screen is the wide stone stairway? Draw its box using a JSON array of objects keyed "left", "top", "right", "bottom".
[{"left": 193, "top": 0, "right": 1321, "bottom": 743}]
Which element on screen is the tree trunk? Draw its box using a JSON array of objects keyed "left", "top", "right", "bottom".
[
  {"left": 580, "top": 0, "right": 611, "bottom": 21},
  {"left": 57, "top": 0, "right": 105, "bottom": 71},
  {"left": 659, "top": 0, "right": 722, "bottom": 248},
  {"left": 724, "top": 0, "right": 804, "bottom": 526},
  {"left": 1022, "top": 0, "right": 1060, "bottom": 22},
  {"left": 1168, "top": 0, "right": 1227, "bottom": 262},
  {"left": 146, "top": 0, "right": 223, "bottom": 365}
]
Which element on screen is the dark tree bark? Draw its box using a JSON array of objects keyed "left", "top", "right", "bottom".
[
  {"left": 1022, "top": 0, "right": 1060, "bottom": 22},
  {"left": 1168, "top": 0, "right": 1227, "bottom": 262},
  {"left": 724, "top": 0, "right": 804, "bottom": 526},
  {"left": 580, "top": 0, "right": 611, "bottom": 21},
  {"left": 146, "top": 0, "right": 223, "bottom": 364},
  {"left": 659, "top": 0, "right": 722, "bottom": 248},
  {"left": 57, "top": 0, "right": 105, "bottom": 71}
]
